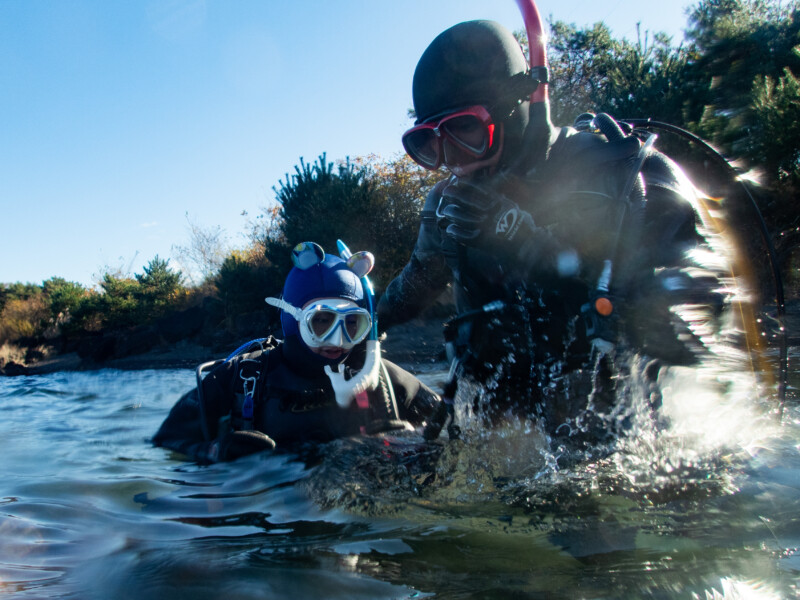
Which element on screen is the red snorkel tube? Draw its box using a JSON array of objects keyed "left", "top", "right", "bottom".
[{"left": 515, "top": 0, "right": 549, "bottom": 104}]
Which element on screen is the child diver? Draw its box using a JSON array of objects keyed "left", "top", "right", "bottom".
[{"left": 153, "top": 242, "right": 444, "bottom": 463}]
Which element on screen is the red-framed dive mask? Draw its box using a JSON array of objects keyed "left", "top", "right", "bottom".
[{"left": 402, "top": 105, "right": 500, "bottom": 172}]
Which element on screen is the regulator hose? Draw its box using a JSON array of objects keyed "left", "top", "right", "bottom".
[{"left": 624, "top": 118, "right": 788, "bottom": 407}]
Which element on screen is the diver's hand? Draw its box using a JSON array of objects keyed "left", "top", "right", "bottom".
[
  {"left": 208, "top": 430, "right": 276, "bottom": 462},
  {"left": 440, "top": 181, "right": 545, "bottom": 262},
  {"left": 440, "top": 181, "right": 533, "bottom": 245},
  {"left": 440, "top": 180, "right": 565, "bottom": 277}
]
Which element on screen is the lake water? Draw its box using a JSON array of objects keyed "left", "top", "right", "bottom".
[{"left": 0, "top": 350, "right": 797, "bottom": 599}]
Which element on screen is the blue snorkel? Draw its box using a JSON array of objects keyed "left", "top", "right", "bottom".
[
  {"left": 336, "top": 239, "right": 378, "bottom": 340},
  {"left": 324, "top": 239, "right": 382, "bottom": 407}
]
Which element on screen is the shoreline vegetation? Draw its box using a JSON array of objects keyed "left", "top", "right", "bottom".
[
  {"left": 3, "top": 2, "right": 799, "bottom": 375},
  {"left": 0, "top": 315, "right": 449, "bottom": 376},
  {"left": 3, "top": 298, "right": 797, "bottom": 377}
]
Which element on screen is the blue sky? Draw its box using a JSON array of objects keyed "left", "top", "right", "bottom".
[{"left": 1, "top": 0, "right": 693, "bottom": 288}]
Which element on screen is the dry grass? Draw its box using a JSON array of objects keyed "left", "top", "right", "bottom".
[{"left": 0, "top": 342, "right": 27, "bottom": 366}]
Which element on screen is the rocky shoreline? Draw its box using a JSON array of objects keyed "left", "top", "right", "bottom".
[
  {"left": 1, "top": 317, "right": 449, "bottom": 376},
  {"left": 3, "top": 298, "right": 797, "bottom": 377}
]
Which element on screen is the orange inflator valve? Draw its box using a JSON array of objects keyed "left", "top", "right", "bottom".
[{"left": 594, "top": 297, "right": 614, "bottom": 317}]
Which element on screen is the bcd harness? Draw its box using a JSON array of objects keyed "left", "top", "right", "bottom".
[
  {"left": 194, "top": 337, "right": 273, "bottom": 439},
  {"left": 195, "top": 337, "right": 404, "bottom": 442},
  {"left": 576, "top": 113, "right": 655, "bottom": 354}
]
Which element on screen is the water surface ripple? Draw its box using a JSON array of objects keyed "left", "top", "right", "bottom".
[{"left": 0, "top": 365, "right": 797, "bottom": 599}]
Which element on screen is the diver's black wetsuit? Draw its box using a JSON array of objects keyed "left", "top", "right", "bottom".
[
  {"left": 153, "top": 337, "right": 441, "bottom": 463},
  {"left": 378, "top": 123, "right": 726, "bottom": 427}
]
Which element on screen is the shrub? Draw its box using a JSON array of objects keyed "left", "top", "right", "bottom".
[
  {"left": 135, "top": 255, "right": 185, "bottom": 317},
  {"left": 215, "top": 248, "right": 282, "bottom": 323},
  {"left": 0, "top": 296, "right": 49, "bottom": 343},
  {"left": 265, "top": 153, "right": 438, "bottom": 291}
]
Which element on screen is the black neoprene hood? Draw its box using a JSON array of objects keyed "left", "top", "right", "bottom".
[{"left": 412, "top": 20, "right": 530, "bottom": 123}]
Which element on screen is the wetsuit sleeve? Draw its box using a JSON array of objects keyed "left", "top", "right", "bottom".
[
  {"left": 198, "top": 358, "right": 238, "bottom": 440},
  {"left": 377, "top": 180, "right": 452, "bottom": 330},
  {"left": 381, "top": 359, "right": 442, "bottom": 425}
]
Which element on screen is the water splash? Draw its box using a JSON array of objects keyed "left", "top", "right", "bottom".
[{"left": 692, "top": 577, "right": 782, "bottom": 600}]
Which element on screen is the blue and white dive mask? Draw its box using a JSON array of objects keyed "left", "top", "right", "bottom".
[{"left": 265, "top": 296, "right": 372, "bottom": 350}]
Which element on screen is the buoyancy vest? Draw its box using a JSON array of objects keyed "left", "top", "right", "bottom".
[
  {"left": 435, "top": 126, "right": 649, "bottom": 377},
  {"left": 215, "top": 343, "right": 404, "bottom": 446},
  {"left": 440, "top": 127, "right": 644, "bottom": 305}
]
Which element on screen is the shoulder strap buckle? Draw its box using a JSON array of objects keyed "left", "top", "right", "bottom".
[{"left": 238, "top": 358, "right": 261, "bottom": 422}]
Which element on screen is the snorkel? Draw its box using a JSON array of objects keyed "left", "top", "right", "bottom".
[
  {"left": 515, "top": 0, "right": 548, "bottom": 105},
  {"left": 514, "top": 0, "right": 553, "bottom": 168},
  {"left": 325, "top": 239, "right": 381, "bottom": 408}
]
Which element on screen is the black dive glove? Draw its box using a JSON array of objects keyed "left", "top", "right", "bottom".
[
  {"left": 439, "top": 180, "right": 555, "bottom": 269},
  {"left": 207, "top": 430, "right": 276, "bottom": 462}
]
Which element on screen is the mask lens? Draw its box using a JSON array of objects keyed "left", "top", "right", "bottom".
[
  {"left": 344, "top": 313, "right": 370, "bottom": 341},
  {"left": 442, "top": 137, "right": 488, "bottom": 167},
  {"left": 441, "top": 113, "right": 490, "bottom": 154},
  {"left": 309, "top": 309, "right": 338, "bottom": 338},
  {"left": 402, "top": 126, "right": 440, "bottom": 169}
]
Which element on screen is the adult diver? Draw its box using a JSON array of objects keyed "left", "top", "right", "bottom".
[{"left": 377, "top": 4, "right": 735, "bottom": 438}]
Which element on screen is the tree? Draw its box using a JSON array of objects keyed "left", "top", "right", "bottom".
[
  {"left": 97, "top": 273, "right": 142, "bottom": 330},
  {"left": 683, "top": 0, "right": 800, "bottom": 151},
  {"left": 0, "top": 282, "right": 41, "bottom": 314},
  {"left": 544, "top": 21, "right": 616, "bottom": 125},
  {"left": 171, "top": 213, "right": 229, "bottom": 285},
  {"left": 136, "top": 256, "right": 183, "bottom": 304},
  {"left": 42, "top": 277, "right": 86, "bottom": 319},
  {"left": 751, "top": 67, "right": 800, "bottom": 189},
  {"left": 0, "top": 281, "right": 85, "bottom": 343},
  {"left": 215, "top": 247, "right": 281, "bottom": 321},
  {"left": 268, "top": 154, "right": 376, "bottom": 266},
  {"left": 350, "top": 154, "right": 440, "bottom": 287},
  {"left": 682, "top": 0, "right": 800, "bottom": 286},
  {"left": 39, "top": 277, "right": 89, "bottom": 338},
  {"left": 265, "top": 153, "right": 439, "bottom": 291},
  {"left": 544, "top": 21, "right": 689, "bottom": 127}
]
